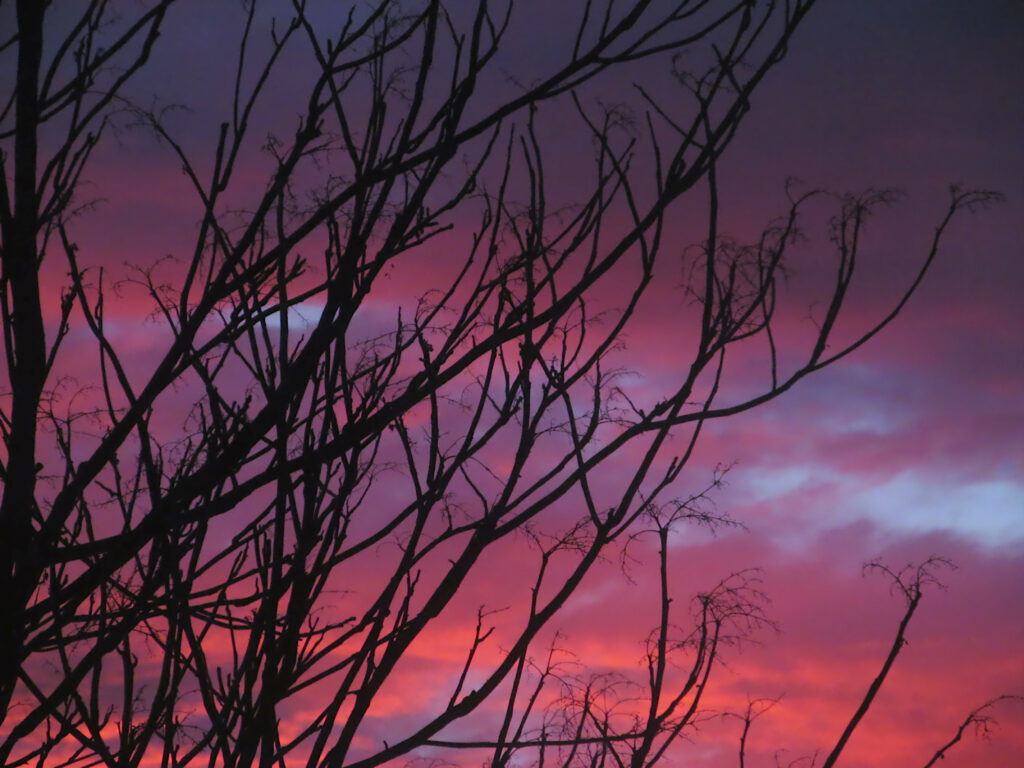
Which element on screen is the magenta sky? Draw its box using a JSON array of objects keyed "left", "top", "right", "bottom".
[
  {"left": 655, "top": 2, "right": 1024, "bottom": 762},
  {"left": 19, "top": 0, "right": 1024, "bottom": 766}
]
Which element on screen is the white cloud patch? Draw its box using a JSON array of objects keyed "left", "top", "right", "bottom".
[
  {"left": 848, "top": 475, "right": 1024, "bottom": 551},
  {"left": 735, "top": 465, "right": 1024, "bottom": 552}
]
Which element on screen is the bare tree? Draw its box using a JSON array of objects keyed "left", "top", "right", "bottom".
[{"left": 0, "top": 2, "right": 1008, "bottom": 768}]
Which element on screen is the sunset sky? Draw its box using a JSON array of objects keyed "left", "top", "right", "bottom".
[
  {"left": 644, "top": 2, "right": 1024, "bottom": 763},
  {"left": 13, "top": 1, "right": 1024, "bottom": 767}
]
